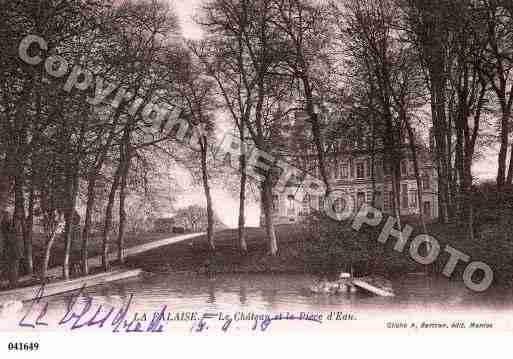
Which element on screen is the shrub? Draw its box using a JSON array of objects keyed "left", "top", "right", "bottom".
[{"left": 303, "top": 212, "right": 375, "bottom": 278}]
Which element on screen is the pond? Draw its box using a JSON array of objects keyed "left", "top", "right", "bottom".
[{"left": 2, "top": 272, "right": 512, "bottom": 333}]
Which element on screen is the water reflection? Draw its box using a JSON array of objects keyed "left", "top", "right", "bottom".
[
  {"left": 44, "top": 272, "right": 513, "bottom": 313},
  {"left": 2, "top": 272, "right": 512, "bottom": 331},
  {"left": 239, "top": 282, "right": 247, "bottom": 306},
  {"left": 206, "top": 280, "right": 216, "bottom": 306}
]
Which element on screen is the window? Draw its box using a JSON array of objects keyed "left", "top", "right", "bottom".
[
  {"left": 356, "top": 162, "right": 365, "bottom": 179},
  {"left": 287, "top": 195, "right": 295, "bottom": 216},
  {"left": 388, "top": 191, "right": 395, "bottom": 210},
  {"left": 357, "top": 192, "right": 366, "bottom": 209},
  {"left": 319, "top": 196, "right": 325, "bottom": 210},
  {"left": 300, "top": 194, "right": 310, "bottom": 216},
  {"left": 340, "top": 164, "right": 349, "bottom": 179},
  {"left": 401, "top": 160, "right": 408, "bottom": 176},
  {"left": 330, "top": 163, "right": 337, "bottom": 179},
  {"left": 409, "top": 190, "right": 418, "bottom": 208},
  {"left": 423, "top": 201, "right": 432, "bottom": 217},
  {"left": 310, "top": 195, "right": 317, "bottom": 209},
  {"left": 272, "top": 195, "right": 279, "bottom": 212},
  {"left": 422, "top": 175, "right": 431, "bottom": 190},
  {"left": 401, "top": 184, "right": 409, "bottom": 209},
  {"left": 287, "top": 195, "right": 295, "bottom": 209}
]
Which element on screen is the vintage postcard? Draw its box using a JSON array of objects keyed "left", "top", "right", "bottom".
[{"left": 1, "top": 0, "right": 512, "bottom": 356}]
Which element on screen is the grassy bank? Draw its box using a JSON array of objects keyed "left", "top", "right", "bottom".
[
  {"left": 125, "top": 225, "right": 309, "bottom": 274},
  {"left": 5, "top": 217, "right": 511, "bottom": 291},
  {"left": 124, "top": 219, "right": 513, "bottom": 289}
]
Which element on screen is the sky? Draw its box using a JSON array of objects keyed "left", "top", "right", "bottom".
[
  {"left": 173, "top": 0, "right": 204, "bottom": 39},
  {"left": 171, "top": 0, "right": 503, "bottom": 181},
  {"left": 168, "top": 1, "right": 263, "bottom": 227}
]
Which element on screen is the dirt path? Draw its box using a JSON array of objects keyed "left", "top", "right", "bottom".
[{"left": 1, "top": 232, "right": 205, "bottom": 288}]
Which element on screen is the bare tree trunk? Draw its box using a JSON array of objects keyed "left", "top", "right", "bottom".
[
  {"left": 254, "top": 72, "right": 277, "bottom": 256},
  {"left": 41, "top": 215, "right": 62, "bottom": 281},
  {"left": 262, "top": 175, "right": 278, "bottom": 256},
  {"left": 497, "top": 112, "right": 510, "bottom": 190},
  {"left": 62, "top": 215, "right": 73, "bottom": 280},
  {"left": 42, "top": 235, "right": 56, "bottom": 282},
  {"left": 81, "top": 176, "right": 96, "bottom": 275},
  {"left": 437, "top": 127, "right": 451, "bottom": 223},
  {"left": 506, "top": 143, "right": 513, "bottom": 186},
  {"left": 303, "top": 78, "right": 332, "bottom": 197},
  {"left": 117, "top": 159, "right": 130, "bottom": 264},
  {"left": 455, "top": 119, "right": 465, "bottom": 222},
  {"left": 436, "top": 153, "right": 450, "bottom": 224},
  {"left": 25, "top": 185, "right": 35, "bottom": 275},
  {"left": 404, "top": 120, "right": 428, "bottom": 235},
  {"left": 392, "top": 165, "right": 402, "bottom": 226},
  {"left": 463, "top": 160, "right": 475, "bottom": 240},
  {"left": 102, "top": 166, "right": 122, "bottom": 272},
  {"left": 117, "top": 180, "right": 127, "bottom": 264},
  {"left": 445, "top": 108, "right": 455, "bottom": 219},
  {"left": 238, "top": 125, "right": 248, "bottom": 254},
  {"left": 370, "top": 149, "right": 376, "bottom": 207},
  {"left": 468, "top": 198, "right": 475, "bottom": 241},
  {"left": 1, "top": 210, "right": 19, "bottom": 288},
  {"left": 200, "top": 139, "right": 215, "bottom": 251},
  {"left": 82, "top": 105, "right": 125, "bottom": 273},
  {"left": 14, "top": 174, "right": 26, "bottom": 276},
  {"left": 423, "top": 63, "right": 450, "bottom": 223},
  {"left": 63, "top": 175, "right": 78, "bottom": 280},
  {"left": 369, "top": 121, "right": 378, "bottom": 272},
  {"left": 0, "top": 171, "right": 9, "bottom": 211},
  {"left": 404, "top": 119, "right": 430, "bottom": 273}
]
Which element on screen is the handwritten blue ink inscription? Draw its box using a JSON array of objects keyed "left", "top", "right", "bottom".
[{"left": 18, "top": 284, "right": 165, "bottom": 333}]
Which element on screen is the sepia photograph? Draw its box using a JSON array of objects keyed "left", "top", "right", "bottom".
[{"left": 0, "top": 0, "right": 512, "bottom": 352}]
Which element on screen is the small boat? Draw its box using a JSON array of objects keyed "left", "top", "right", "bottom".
[
  {"left": 352, "top": 275, "right": 395, "bottom": 297},
  {"left": 309, "top": 274, "right": 354, "bottom": 295},
  {"left": 309, "top": 273, "right": 394, "bottom": 297}
]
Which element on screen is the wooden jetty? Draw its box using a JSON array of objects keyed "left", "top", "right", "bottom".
[
  {"left": 0, "top": 268, "right": 142, "bottom": 303},
  {"left": 352, "top": 275, "right": 395, "bottom": 297}
]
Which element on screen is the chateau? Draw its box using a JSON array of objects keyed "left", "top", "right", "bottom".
[{"left": 263, "top": 128, "right": 439, "bottom": 225}]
